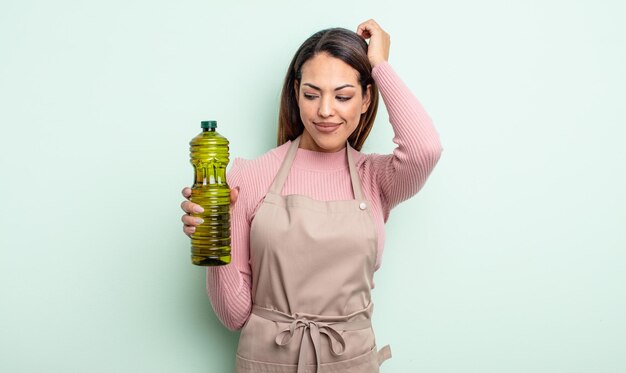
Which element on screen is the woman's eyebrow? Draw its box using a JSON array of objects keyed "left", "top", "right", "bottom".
[{"left": 302, "top": 83, "right": 355, "bottom": 91}]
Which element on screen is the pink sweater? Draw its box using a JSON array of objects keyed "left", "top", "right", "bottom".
[{"left": 206, "top": 61, "right": 443, "bottom": 330}]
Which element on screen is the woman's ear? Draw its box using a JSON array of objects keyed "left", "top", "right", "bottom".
[{"left": 361, "top": 84, "right": 372, "bottom": 114}]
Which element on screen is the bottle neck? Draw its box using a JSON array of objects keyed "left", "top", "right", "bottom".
[{"left": 202, "top": 128, "right": 216, "bottom": 132}]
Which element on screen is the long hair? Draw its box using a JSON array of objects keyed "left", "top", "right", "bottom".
[{"left": 277, "top": 28, "right": 379, "bottom": 151}]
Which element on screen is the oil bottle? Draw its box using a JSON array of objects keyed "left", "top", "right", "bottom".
[{"left": 189, "top": 120, "right": 231, "bottom": 266}]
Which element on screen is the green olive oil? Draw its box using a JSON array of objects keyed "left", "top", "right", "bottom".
[{"left": 189, "top": 120, "right": 231, "bottom": 266}]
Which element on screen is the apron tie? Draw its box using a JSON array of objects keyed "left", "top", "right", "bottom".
[
  {"left": 253, "top": 305, "right": 372, "bottom": 373},
  {"left": 275, "top": 318, "right": 346, "bottom": 373}
]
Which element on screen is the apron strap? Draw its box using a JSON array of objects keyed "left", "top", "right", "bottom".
[
  {"left": 269, "top": 136, "right": 365, "bottom": 201},
  {"left": 346, "top": 143, "right": 364, "bottom": 200},
  {"left": 269, "top": 136, "right": 301, "bottom": 195}
]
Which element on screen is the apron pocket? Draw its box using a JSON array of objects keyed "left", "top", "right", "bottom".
[
  {"left": 235, "top": 354, "right": 296, "bottom": 373},
  {"left": 234, "top": 346, "right": 387, "bottom": 373},
  {"left": 318, "top": 346, "right": 381, "bottom": 373}
]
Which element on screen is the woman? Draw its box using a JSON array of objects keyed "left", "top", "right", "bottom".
[{"left": 181, "top": 19, "right": 442, "bottom": 372}]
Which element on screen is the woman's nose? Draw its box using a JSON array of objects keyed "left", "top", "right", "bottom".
[{"left": 317, "top": 96, "right": 334, "bottom": 117}]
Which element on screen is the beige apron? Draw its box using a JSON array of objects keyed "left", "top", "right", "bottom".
[{"left": 235, "top": 136, "right": 391, "bottom": 373}]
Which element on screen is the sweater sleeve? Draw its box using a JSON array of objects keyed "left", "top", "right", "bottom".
[
  {"left": 370, "top": 61, "right": 443, "bottom": 220},
  {"left": 205, "top": 158, "right": 253, "bottom": 331}
]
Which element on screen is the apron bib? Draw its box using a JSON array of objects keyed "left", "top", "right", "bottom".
[{"left": 235, "top": 136, "right": 391, "bottom": 373}]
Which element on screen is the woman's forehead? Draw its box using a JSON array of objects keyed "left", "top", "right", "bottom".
[{"left": 300, "top": 53, "right": 360, "bottom": 85}]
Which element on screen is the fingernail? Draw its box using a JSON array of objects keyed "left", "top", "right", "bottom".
[
  {"left": 196, "top": 218, "right": 204, "bottom": 225},
  {"left": 194, "top": 206, "right": 204, "bottom": 213}
]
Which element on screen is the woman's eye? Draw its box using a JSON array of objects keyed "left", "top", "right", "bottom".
[
  {"left": 337, "top": 96, "right": 352, "bottom": 102},
  {"left": 303, "top": 93, "right": 318, "bottom": 100}
]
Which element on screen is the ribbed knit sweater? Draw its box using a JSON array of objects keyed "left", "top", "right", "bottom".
[{"left": 205, "top": 61, "right": 443, "bottom": 330}]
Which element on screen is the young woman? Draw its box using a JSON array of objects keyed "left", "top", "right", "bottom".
[{"left": 180, "top": 19, "right": 442, "bottom": 373}]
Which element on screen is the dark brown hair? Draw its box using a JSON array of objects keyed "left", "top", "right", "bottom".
[{"left": 277, "top": 27, "right": 379, "bottom": 151}]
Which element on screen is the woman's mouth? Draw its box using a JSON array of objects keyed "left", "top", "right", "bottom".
[{"left": 314, "top": 122, "right": 341, "bottom": 133}]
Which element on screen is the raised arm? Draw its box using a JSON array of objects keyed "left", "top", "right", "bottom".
[
  {"left": 357, "top": 19, "right": 443, "bottom": 216},
  {"left": 372, "top": 61, "right": 443, "bottom": 213}
]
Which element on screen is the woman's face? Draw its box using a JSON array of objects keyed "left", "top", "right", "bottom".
[{"left": 295, "top": 52, "right": 371, "bottom": 153}]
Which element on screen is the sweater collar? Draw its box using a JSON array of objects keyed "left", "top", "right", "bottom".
[{"left": 273, "top": 140, "right": 363, "bottom": 172}]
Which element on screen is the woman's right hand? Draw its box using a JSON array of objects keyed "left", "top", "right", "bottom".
[{"left": 181, "top": 187, "right": 239, "bottom": 237}]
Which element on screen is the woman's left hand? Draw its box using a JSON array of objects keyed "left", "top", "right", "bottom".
[{"left": 356, "top": 19, "right": 390, "bottom": 68}]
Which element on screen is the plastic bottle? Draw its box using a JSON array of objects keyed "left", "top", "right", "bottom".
[{"left": 189, "top": 120, "right": 231, "bottom": 266}]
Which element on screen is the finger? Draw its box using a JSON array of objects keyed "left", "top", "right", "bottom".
[
  {"left": 356, "top": 19, "right": 380, "bottom": 38},
  {"left": 357, "top": 28, "right": 372, "bottom": 40},
  {"left": 357, "top": 19, "right": 375, "bottom": 32},
  {"left": 356, "top": 25, "right": 372, "bottom": 39},
  {"left": 367, "top": 19, "right": 381, "bottom": 28},
  {"left": 182, "top": 214, "right": 204, "bottom": 226},
  {"left": 181, "top": 200, "right": 204, "bottom": 214},
  {"left": 356, "top": 21, "right": 369, "bottom": 38},
  {"left": 181, "top": 187, "right": 192, "bottom": 199},
  {"left": 184, "top": 225, "right": 196, "bottom": 236},
  {"left": 230, "top": 187, "right": 239, "bottom": 205}
]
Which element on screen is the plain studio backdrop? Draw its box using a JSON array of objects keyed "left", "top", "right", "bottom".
[{"left": 1, "top": 0, "right": 624, "bottom": 372}]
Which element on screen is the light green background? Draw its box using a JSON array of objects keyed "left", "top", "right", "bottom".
[{"left": 1, "top": 0, "right": 625, "bottom": 372}]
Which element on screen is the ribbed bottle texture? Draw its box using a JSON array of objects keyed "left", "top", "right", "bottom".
[{"left": 189, "top": 120, "right": 231, "bottom": 266}]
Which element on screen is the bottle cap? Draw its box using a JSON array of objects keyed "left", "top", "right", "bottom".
[{"left": 201, "top": 120, "right": 217, "bottom": 129}]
